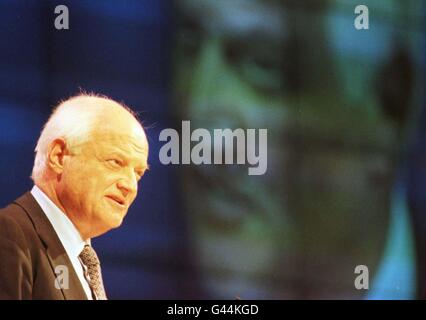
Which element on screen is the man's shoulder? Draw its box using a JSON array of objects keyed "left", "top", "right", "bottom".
[{"left": 0, "top": 193, "right": 38, "bottom": 248}]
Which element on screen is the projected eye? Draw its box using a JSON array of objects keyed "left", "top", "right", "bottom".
[
  {"left": 240, "top": 56, "right": 283, "bottom": 90},
  {"left": 177, "top": 15, "right": 203, "bottom": 57},
  {"left": 225, "top": 39, "right": 284, "bottom": 92}
]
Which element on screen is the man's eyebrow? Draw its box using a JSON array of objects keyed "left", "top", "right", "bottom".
[
  {"left": 105, "top": 150, "right": 127, "bottom": 159},
  {"left": 104, "top": 148, "right": 149, "bottom": 169}
]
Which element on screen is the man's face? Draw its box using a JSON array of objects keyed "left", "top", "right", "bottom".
[{"left": 57, "top": 116, "right": 149, "bottom": 239}]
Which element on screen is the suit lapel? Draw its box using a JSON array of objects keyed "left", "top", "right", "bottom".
[{"left": 13, "top": 192, "right": 88, "bottom": 300}]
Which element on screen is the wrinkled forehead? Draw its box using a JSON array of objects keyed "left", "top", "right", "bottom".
[
  {"left": 90, "top": 126, "right": 148, "bottom": 152},
  {"left": 94, "top": 108, "right": 147, "bottom": 140},
  {"left": 179, "top": 0, "right": 285, "bottom": 39},
  {"left": 70, "top": 115, "right": 149, "bottom": 157},
  {"left": 80, "top": 130, "right": 149, "bottom": 169}
]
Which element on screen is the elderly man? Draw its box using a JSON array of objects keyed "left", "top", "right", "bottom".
[{"left": 0, "top": 94, "right": 149, "bottom": 300}]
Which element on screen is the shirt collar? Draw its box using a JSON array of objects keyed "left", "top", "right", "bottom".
[{"left": 30, "top": 185, "right": 89, "bottom": 259}]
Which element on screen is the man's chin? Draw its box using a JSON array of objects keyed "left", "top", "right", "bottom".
[
  {"left": 92, "top": 212, "right": 125, "bottom": 236},
  {"left": 108, "top": 212, "right": 125, "bottom": 228}
]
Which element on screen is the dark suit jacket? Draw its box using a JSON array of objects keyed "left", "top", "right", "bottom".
[{"left": 0, "top": 192, "right": 88, "bottom": 300}]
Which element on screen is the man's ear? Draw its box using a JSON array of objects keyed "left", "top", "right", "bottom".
[{"left": 47, "top": 138, "right": 68, "bottom": 175}]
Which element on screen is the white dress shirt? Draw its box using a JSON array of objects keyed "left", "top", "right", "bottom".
[{"left": 31, "top": 185, "right": 93, "bottom": 300}]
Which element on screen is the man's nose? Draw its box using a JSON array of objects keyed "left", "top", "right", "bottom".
[{"left": 116, "top": 171, "right": 137, "bottom": 197}]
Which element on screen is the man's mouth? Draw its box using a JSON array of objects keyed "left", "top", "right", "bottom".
[{"left": 106, "top": 195, "right": 126, "bottom": 208}]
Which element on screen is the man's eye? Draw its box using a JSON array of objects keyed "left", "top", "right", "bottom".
[{"left": 108, "top": 159, "right": 122, "bottom": 167}]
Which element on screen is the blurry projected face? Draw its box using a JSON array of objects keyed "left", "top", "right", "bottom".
[
  {"left": 174, "top": 0, "right": 404, "bottom": 298},
  {"left": 175, "top": 0, "right": 290, "bottom": 299}
]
